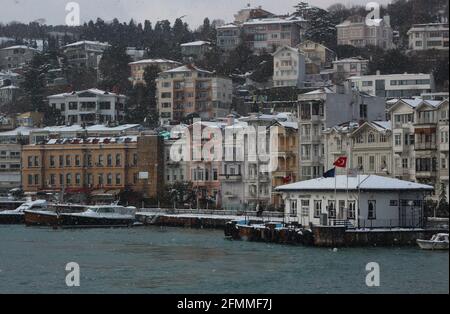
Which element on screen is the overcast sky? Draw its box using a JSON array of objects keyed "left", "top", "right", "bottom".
[{"left": 0, "top": 0, "right": 391, "bottom": 28}]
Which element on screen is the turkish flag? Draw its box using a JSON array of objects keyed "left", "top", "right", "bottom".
[{"left": 333, "top": 157, "right": 348, "bottom": 168}]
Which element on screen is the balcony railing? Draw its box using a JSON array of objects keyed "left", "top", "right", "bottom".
[{"left": 415, "top": 142, "right": 437, "bottom": 150}]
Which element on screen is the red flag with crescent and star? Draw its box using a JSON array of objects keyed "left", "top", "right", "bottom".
[{"left": 333, "top": 157, "right": 348, "bottom": 168}]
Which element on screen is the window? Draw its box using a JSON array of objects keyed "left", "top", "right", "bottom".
[
  {"left": 301, "top": 200, "right": 310, "bottom": 217},
  {"left": 390, "top": 200, "right": 398, "bottom": 206},
  {"left": 107, "top": 173, "right": 113, "bottom": 185},
  {"left": 98, "top": 174, "right": 104, "bottom": 186},
  {"left": 65, "top": 155, "right": 71, "bottom": 167},
  {"left": 99, "top": 102, "right": 111, "bottom": 110},
  {"left": 368, "top": 200, "right": 376, "bottom": 219},
  {"left": 75, "top": 155, "right": 81, "bottom": 167},
  {"left": 314, "top": 200, "right": 322, "bottom": 218},
  {"left": 290, "top": 200, "right": 297, "bottom": 216},
  {"left": 402, "top": 158, "right": 408, "bottom": 169},
  {"left": 394, "top": 134, "right": 401, "bottom": 146},
  {"left": 50, "top": 174, "right": 56, "bottom": 186},
  {"left": 66, "top": 173, "right": 72, "bottom": 186},
  {"left": 28, "top": 174, "right": 33, "bottom": 185},
  {"left": 116, "top": 174, "right": 121, "bottom": 185},
  {"left": 360, "top": 104, "right": 368, "bottom": 119},
  {"left": 328, "top": 201, "right": 336, "bottom": 219},
  {"left": 368, "top": 133, "right": 375, "bottom": 143},
  {"left": 107, "top": 154, "right": 113, "bottom": 167},
  {"left": 348, "top": 201, "right": 356, "bottom": 219},
  {"left": 369, "top": 156, "right": 375, "bottom": 171},
  {"left": 59, "top": 155, "right": 64, "bottom": 167},
  {"left": 98, "top": 155, "right": 104, "bottom": 166},
  {"left": 50, "top": 156, "right": 55, "bottom": 168},
  {"left": 76, "top": 173, "right": 81, "bottom": 186},
  {"left": 116, "top": 154, "right": 121, "bottom": 167},
  {"left": 357, "top": 156, "right": 363, "bottom": 170}
]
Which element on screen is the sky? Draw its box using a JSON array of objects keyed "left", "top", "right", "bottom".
[{"left": 0, "top": 0, "right": 392, "bottom": 28}]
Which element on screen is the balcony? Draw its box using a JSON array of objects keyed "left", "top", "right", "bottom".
[
  {"left": 415, "top": 142, "right": 437, "bottom": 151},
  {"left": 415, "top": 170, "right": 437, "bottom": 179},
  {"left": 219, "top": 174, "right": 242, "bottom": 182}
]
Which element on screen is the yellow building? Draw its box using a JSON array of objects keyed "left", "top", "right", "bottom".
[{"left": 21, "top": 134, "right": 164, "bottom": 200}]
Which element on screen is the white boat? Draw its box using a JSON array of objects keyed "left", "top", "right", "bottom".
[
  {"left": 59, "top": 205, "right": 137, "bottom": 228},
  {"left": 0, "top": 200, "right": 48, "bottom": 224},
  {"left": 417, "top": 233, "right": 449, "bottom": 250}
]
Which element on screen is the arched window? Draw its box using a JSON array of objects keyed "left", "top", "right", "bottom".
[{"left": 107, "top": 154, "right": 113, "bottom": 167}]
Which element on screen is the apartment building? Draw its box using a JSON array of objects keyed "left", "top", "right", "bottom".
[
  {"left": 163, "top": 127, "right": 188, "bottom": 185},
  {"left": 47, "top": 88, "right": 127, "bottom": 125},
  {"left": 180, "top": 41, "right": 211, "bottom": 61},
  {"left": 21, "top": 134, "right": 164, "bottom": 199},
  {"left": 324, "top": 121, "right": 393, "bottom": 176},
  {"left": 217, "top": 24, "right": 242, "bottom": 51},
  {"left": 0, "top": 45, "right": 39, "bottom": 70},
  {"left": 336, "top": 15, "right": 394, "bottom": 50},
  {"left": 0, "top": 126, "right": 33, "bottom": 193},
  {"left": 241, "top": 17, "right": 306, "bottom": 54},
  {"left": 62, "top": 41, "right": 110, "bottom": 70},
  {"left": 388, "top": 98, "right": 449, "bottom": 200},
  {"left": 156, "top": 65, "right": 233, "bottom": 125},
  {"left": 407, "top": 23, "right": 449, "bottom": 51},
  {"left": 272, "top": 46, "right": 306, "bottom": 88},
  {"left": 129, "top": 59, "right": 181, "bottom": 86},
  {"left": 333, "top": 57, "right": 369, "bottom": 82},
  {"left": 297, "top": 87, "right": 386, "bottom": 181},
  {"left": 349, "top": 72, "right": 435, "bottom": 98},
  {"left": 298, "top": 40, "right": 336, "bottom": 69}
]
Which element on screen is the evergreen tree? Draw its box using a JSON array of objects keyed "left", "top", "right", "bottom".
[{"left": 98, "top": 44, "right": 132, "bottom": 94}]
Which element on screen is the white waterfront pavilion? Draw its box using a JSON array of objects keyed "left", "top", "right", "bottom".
[{"left": 276, "top": 175, "right": 434, "bottom": 229}]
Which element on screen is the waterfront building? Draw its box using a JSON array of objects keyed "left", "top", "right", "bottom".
[
  {"left": 0, "top": 126, "right": 34, "bottom": 193},
  {"left": 297, "top": 87, "right": 386, "bottom": 181},
  {"left": 349, "top": 72, "right": 435, "bottom": 98},
  {"left": 407, "top": 23, "right": 449, "bottom": 51},
  {"left": 332, "top": 57, "right": 369, "bottom": 82},
  {"left": 323, "top": 120, "right": 393, "bottom": 177},
  {"left": 21, "top": 133, "right": 164, "bottom": 199},
  {"left": 47, "top": 88, "right": 127, "bottom": 125},
  {"left": 272, "top": 46, "right": 306, "bottom": 88},
  {"left": 163, "top": 127, "right": 188, "bottom": 186},
  {"left": 156, "top": 64, "right": 233, "bottom": 125},
  {"left": 336, "top": 15, "right": 394, "bottom": 50},
  {"left": 62, "top": 41, "right": 110, "bottom": 70},
  {"left": 277, "top": 175, "right": 433, "bottom": 228},
  {"left": 298, "top": 40, "right": 336, "bottom": 69},
  {"left": 180, "top": 41, "right": 211, "bottom": 61},
  {"left": 388, "top": 98, "right": 449, "bottom": 200},
  {"left": 0, "top": 45, "right": 39, "bottom": 70},
  {"left": 129, "top": 59, "right": 181, "bottom": 86}
]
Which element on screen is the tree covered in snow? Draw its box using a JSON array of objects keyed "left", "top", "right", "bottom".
[{"left": 294, "top": 2, "right": 338, "bottom": 49}]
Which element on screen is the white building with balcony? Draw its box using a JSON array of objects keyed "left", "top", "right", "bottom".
[
  {"left": 272, "top": 46, "right": 306, "bottom": 88},
  {"left": 47, "top": 88, "right": 127, "bottom": 125}
]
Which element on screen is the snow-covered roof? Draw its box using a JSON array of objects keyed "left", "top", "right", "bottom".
[
  {"left": 0, "top": 85, "right": 20, "bottom": 90},
  {"left": 180, "top": 41, "right": 211, "bottom": 47},
  {"left": 0, "top": 126, "right": 35, "bottom": 137},
  {"left": 163, "top": 64, "right": 213, "bottom": 74},
  {"left": 333, "top": 57, "right": 369, "bottom": 64},
  {"left": 387, "top": 98, "right": 443, "bottom": 112},
  {"left": 47, "top": 88, "right": 126, "bottom": 99},
  {"left": 217, "top": 23, "right": 240, "bottom": 29},
  {"left": 303, "top": 87, "right": 335, "bottom": 95},
  {"left": 129, "top": 58, "right": 181, "bottom": 66},
  {"left": 33, "top": 124, "right": 141, "bottom": 133},
  {"left": 44, "top": 136, "right": 138, "bottom": 145},
  {"left": 63, "top": 40, "right": 110, "bottom": 48},
  {"left": 276, "top": 175, "right": 434, "bottom": 192},
  {"left": 0, "top": 45, "right": 39, "bottom": 51},
  {"left": 272, "top": 45, "right": 302, "bottom": 56},
  {"left": 243, "top": 16, "right": 306, "bottom": 26}
]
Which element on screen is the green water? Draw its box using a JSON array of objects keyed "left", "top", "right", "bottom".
[{"left": 0, "top": 225, "right": 448, "bottom": 294}]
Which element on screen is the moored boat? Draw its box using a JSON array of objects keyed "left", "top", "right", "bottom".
[
  {"left": 0, "top": 200, "right": 48, "bottom": 225},
  {"left": 59, "top": 205, "right": 137, "bottom": 228},
  {"left": 417, "top": 233, "right": 449, "bottom": 250},
  {"left": 24, "top": 204, "right": 86, "bottom": 227}
]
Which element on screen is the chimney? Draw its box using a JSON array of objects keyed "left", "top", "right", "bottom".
[{"left": 376, "top": 70, "right": 381, "bottom": 76}]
